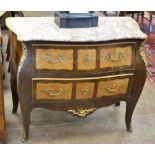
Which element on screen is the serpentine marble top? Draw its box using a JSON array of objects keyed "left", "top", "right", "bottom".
[
  {"left": 6, "top": 17, "right": 147, "bottom": 42},
  {"left": 0, "top": 11, "right": 6, "bottom": 17}
]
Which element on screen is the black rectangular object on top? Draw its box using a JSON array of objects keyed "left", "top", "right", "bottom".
[{"left": 54, "top": 11, "right": 98, "bottom": 28}]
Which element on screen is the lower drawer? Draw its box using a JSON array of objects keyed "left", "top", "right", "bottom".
[
  {"left": 0, "top": 115, "right": 5, "bottom": 130},
  {"left": 97, "top": 77, "right": 130, "bottom": 97},
  {"left": 32, "top": 73, "right": 133, "bottom": 103}
]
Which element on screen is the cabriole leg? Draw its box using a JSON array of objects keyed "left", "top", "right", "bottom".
[
  {"left": 125, "top": 101, "right": 137, "bottom": 132},
  {"left": 11, "top": 84, "right": 19, "bottom": 113},
  {"left": 20, "top": 110, "right": 31, "bottom": 143}
]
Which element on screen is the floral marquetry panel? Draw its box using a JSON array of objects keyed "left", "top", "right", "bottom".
[
  {"left": 97, "top": 78, "right": 130, "bottom": 97},
  {"left": 35, "top": 82, "right": 73, "bottom": 100},
  {"left": 77, "top": 49, "right": 96, "bottom": 70},
  {"left": 100, "top": 45, "right": 132, "bottom": 69},
  {"left": 75, "top": 82, "right": 95, "bottom": 99},
  {"left": 35, "top": 48, "right": 74, "bottom": 70}
]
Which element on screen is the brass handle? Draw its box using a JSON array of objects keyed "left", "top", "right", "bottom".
[
  {"left": 81, "top": 88, "right": 89, "bottom": 96},
  {"left": 104, "top": 52, "right": 124, "bottom": 62},
  {"left": 44, "top": 87, "right": 65, "bottom": 96},
  {"left": 42, "top": 53, "right": 66, "bottom": 63},
  {"left": 83, "top": 54, "right": 91, "bottom": 65},
  {"left": 105, "top": 84, "right": 121, "bottom": 92}
]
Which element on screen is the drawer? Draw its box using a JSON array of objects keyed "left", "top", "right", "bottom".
[
  {"left": 35, "top": 82, "right": 73, "bottom": 100},
  {"left": 100, "top": 43, "right": 135, "bottom": 70},
  {"left": 33, "top": 43, "right": 135, "bottom": 73},
  {"left": 75, "top": 82, "right": 95, "bottom": 99},
  {"left": 0, "top": 115, "right": 4, "bottom": 130},
  {"left": 97, "top": 77, "right": 131, "bottom": 97},
  {"left": 33, "top": 74, "right": 133, "bottom": 103},
  {"left": 77, "top": 48, "right": 96, "bottom": 70},
  {"left": 35, "top": 48, "right": 74, "bottom": 70}
]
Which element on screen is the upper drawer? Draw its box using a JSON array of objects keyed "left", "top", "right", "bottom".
[
  {"left": 35, "top": 48, "right": 74, "bottom": 70},
  {"left": 32, "top": 42, "right": 136, "bottom": 73},
  {"left": 99, "top": 43, "right": 135, "bottom": 70},
  {"left": 77, "top": 48, "right": 96, "bottom": 70}
]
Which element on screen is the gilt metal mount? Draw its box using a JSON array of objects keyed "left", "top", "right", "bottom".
[{"left": 68, "top": 108, "right": 96, "bottom": 118}]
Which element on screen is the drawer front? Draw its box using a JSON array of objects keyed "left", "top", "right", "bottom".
[
  {"left": 35, "top": 48, "right": 74, "bottom": 70},
  {"left": 33, "top": 74, "right": 133, "bottom": 103},
  {"left": 35, "top": 82, "right": 73, "bottom": 100},
  {"left": 0, "top": 115, "right": 4, "bottom": 130},
  {"left": 75, "top": 82, "right": 95, "bottom": 99},
  {"left": 97, "top": 78, "right": 130, "bottom": 97},
  {"left": 33, "top": 42, "right": 135, "bottom": 73},
  {"left": 77, "top": 49, "right": 96, "bottom": 70},
  {"left": 100, "top": 44, "right": 133, "bottom": 69}
]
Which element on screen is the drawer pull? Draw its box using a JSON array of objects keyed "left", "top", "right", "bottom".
[
  {"left": 42, "top": 53, "right": 66, "bottom": 63},
  {"left": 44, "top": 87, "right": 65, "bottom": 96},
  {"left": 81, "top": 88, "right": 89, "bottom": 96},
  {"left": 83, "top": 54, "right": 91, "bottom": 65},
  {"left": 105, "top": 53, "right": 124, "bottom": 62},
  {"left": 105, "top": 84, "right": 121, "bottom": 92}
]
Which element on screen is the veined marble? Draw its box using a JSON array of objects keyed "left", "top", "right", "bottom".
[
  {"left": 0, "top": 11, "right": 6, "bottom": 17},
  {"left": 6, "top": 17, "right": 147, "bottom": 42}
]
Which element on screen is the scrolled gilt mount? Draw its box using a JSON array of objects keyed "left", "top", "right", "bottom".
[
  {"left": 139, "top": 41, "right": 148, "bottom": 67},
  {"left": 68, "top": 108, "right": 96, "bottom": 118}
]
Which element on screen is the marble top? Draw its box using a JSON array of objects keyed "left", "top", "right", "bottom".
[
  {"left": 0, "top": 11, "right": 6, "bottom": 17},
  {"left": 6, "top": 17, "right": 147, "bottom": 42}
]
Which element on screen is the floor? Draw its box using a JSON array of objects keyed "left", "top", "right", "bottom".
[{"left": 1, "top": 12, "right": 155, "bottom": 144}]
